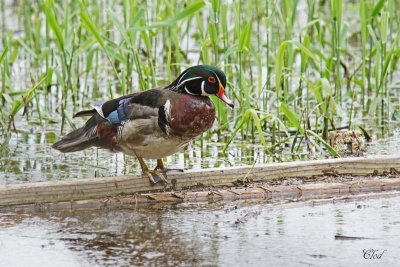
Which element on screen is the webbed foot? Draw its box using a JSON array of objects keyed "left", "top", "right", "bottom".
[
  {"left": 143, "top": 169, "right": 168, "bottom": 183},
  {"left": 137, "top": 156, "right": 168, "bottom": 184}
]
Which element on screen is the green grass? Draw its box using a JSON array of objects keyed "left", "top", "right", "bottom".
[{"left": 1, "top": 0, "right": 400, "bottom": 158}]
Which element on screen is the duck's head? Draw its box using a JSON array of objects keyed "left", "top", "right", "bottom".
[{"left": 171, "top": 65, "right": 234, "bottom": 108}]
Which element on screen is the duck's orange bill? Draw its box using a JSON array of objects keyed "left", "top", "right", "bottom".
[{"left": 216, "top": 83, "right": 234, "bottom": 108}]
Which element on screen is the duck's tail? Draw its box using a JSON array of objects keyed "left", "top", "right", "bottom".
[
  {"left": 52, "top": 114, "right": 102, "bottom": 153},
  {"left": 52, "top": 127, "right": 98, "bottom": 153}
]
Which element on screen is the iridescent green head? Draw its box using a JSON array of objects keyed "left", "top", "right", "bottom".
[{"left": 171, "top": 65, "right": 233, "bottom": 108}]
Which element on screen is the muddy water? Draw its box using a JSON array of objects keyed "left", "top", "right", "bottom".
[{"left": 1, "top": 195, "right": 399, "bottom": 266}]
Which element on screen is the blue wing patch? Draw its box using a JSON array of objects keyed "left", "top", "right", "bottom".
[
  {"left": 106, "top": 98, "right": 130, "bottom": 124},
  {"left": 107, "top": 110, "right": 120, "bottom": 123}
]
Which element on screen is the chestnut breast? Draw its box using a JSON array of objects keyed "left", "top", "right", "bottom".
[{"left": 168, "top": 94, "right": 215, "bottom": 139}]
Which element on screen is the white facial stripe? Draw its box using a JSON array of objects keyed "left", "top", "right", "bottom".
[
  {"left": 177, "top": 74, "right": 184, "bottom": 85},
  {"left": 177, "top": 76, "right": 203, "bottom": 89},
  {"left": 185, "top": 86, "right": 196, "bottom": 95},
  {"left": 176, "top": 71, "right": 190, "bottom": 85}
]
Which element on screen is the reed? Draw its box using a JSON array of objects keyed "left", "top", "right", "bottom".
[{"left": 1, "top": 0, "right": 399, "bottom": 159}]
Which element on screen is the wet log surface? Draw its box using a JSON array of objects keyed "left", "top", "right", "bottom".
[{"left": 1, "top": 155, "right": 400, "bottom": 211}]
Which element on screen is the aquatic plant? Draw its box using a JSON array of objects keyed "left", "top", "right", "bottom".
[{"left": 1, "top": 0, "right": 400, "bottom": 160}]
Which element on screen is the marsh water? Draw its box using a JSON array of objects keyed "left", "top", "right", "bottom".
[{"left": 1, "top": 194, "right": 400, "bottom": 266}]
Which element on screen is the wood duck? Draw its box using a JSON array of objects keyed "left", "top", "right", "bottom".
[{"left": 52, "top": 65, "right": 233, "bottom": 183}]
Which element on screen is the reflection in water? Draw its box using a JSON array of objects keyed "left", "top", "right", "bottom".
[
  {"left": 56, "top": 208, "right": 201, "bottom": 266},
  {"left": 1, "top": 196, "right": 400, "bottom": 266}
]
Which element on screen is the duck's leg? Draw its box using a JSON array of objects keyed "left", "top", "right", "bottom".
[
  {"left": 137, "top": 156, "right": 167, "bottom": 183},
  {"left": 154, "top": 159, "right": 184, "bottom": 173}
]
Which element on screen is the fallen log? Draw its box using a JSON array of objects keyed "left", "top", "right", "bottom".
[{"left": 0, "top": 155, "right": 399, "bottom": 210}]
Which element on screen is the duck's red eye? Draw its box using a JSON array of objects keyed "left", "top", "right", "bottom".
[{"left": 208, "top": 76, "right": 216, "bottom": 83}]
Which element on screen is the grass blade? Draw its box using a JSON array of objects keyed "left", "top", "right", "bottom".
[
  {"left": 43, "top": 0, "right": 64, "bottom": 49},
  {"left": 238, "top": 22, "right": 252, "bottom": 52},
  {"left": 79, "top": 6, "right": 105, "bottom": 47},
  {"left": 306, "top": 130, "right": 340, "bottom": 157},
  {"left": 371, "top": 0, "right": 386, "bottom": 17},
  {"left": 223, "top": 109, "right": 270, "bottom": 154},
  {"left": 280, "top": 103, "right": 304, "bottom": 134},
  {"left": 133, "top": 1, "right": 206, "bottom": 30},
  {"left": 0, "top": 46, "right": 8, "bottom": 64}
]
